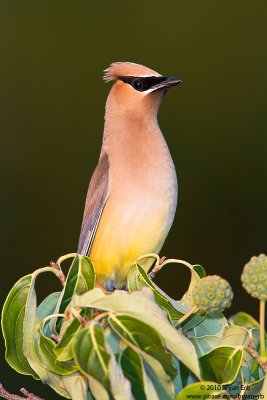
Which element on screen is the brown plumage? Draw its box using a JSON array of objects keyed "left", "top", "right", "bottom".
[{"left": 78, "top": 62, "right": 181, "bottom": 289}]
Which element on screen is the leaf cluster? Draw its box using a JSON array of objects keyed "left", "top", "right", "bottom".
[{"left": 1, "top": 255, "right": 267, "bottom": 399}]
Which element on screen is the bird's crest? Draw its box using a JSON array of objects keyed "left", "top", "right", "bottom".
[{"left": 103, "top": 62, "right": 161, "bottom": 82}]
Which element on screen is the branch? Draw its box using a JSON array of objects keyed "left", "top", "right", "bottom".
[
  {"left": 0, "top": 384, "right": 44, "bottom": 400},
  {"left": 247, "top": 339, "right": 267, "bottom": 372},
  {"left": 50, "top": 261, "right": 66, "bottom": 286}
]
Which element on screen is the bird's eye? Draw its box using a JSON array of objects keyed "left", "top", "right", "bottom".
[{"left": 132, "top": 79, "right": 144, "bottom": 91}]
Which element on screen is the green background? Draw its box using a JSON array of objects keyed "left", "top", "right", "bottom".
[{"left": 0, "top": 1, "right": 267, "bottom": 398}]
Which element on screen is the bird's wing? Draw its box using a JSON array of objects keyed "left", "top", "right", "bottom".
[{"left": 77, "top": 152, "right": 109, "bottom": 256}]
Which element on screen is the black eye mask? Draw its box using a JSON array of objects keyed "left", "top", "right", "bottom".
[{"left": 119, "top": 76, "right": 167, "bottom": 92}]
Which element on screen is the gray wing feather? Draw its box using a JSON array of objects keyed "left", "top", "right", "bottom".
[{"left": 77, "top": 152, "right": 109, "bottom": 255}]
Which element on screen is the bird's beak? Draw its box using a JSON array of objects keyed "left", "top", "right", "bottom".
[
  {"left": 163, "top": 77, "right": 182, "bottom": 88},
  {"left": 152, "top": 77, "right": 182, "bottom": 91}
]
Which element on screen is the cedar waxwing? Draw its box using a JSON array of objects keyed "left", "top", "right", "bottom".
[{"left": 78, "top": 62, "right": 181, "bottom": 289}]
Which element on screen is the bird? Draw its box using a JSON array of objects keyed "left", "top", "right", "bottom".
[{"left": 78, "top": 62, "right": 181, "bottom": 290}]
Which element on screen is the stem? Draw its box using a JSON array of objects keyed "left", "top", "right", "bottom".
[
  {"left": 136, "top": 253, "right": 160, "bottom": 270},
  {"left": 94, "top": 311, "right": 111, "bottom": 323},
  {"left": 70, "top": 307, "right": 88, "bottom": 327},
  {"left": 151, "top": 258, "right": 194, "bottom": 276},
  {"left": 247, "top": 338, "right": 267, "bottom": 372},
  {"left": 260, "top": 300, "right": 266, "bottom": 362},
  {"left": 56, "top": 253, "right": 78, "bottom": 268},
  {"left": 178, "top": 306, "right": 198, "bottom": 325},
  {"left": 0, "top": 383, "right": 44, "bottom": 400},
  {"left": 42, "top": 313, "right": 67, "bottom": 325}
]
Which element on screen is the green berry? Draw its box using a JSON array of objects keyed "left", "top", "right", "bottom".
[
  {"left": 193, "top": 275, "right": 233, "bottom": 312},
  {"left": 241, "top": 254, "right": 267, "bottom": 301}
]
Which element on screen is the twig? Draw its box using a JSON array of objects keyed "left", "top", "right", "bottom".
[
  {"left": 0, "top": 384, "right": 44, "bottom": 400},
  {"left": 50, "top": 333, "right": 62, "bottom": 343},
  {"left": 247, "top": 339, "right": 267, "bottom": 372},
  {"left": 50, "top": 261, "right": 66, "bottom": 286}
]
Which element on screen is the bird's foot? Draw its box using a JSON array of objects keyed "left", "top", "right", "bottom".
[{"left": 104, "top": 277, "right": 117, "bottom": 292}]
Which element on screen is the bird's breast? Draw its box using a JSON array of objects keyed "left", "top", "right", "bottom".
[{"left": 91, "top": 125, "right": 178, "bottom": 285}]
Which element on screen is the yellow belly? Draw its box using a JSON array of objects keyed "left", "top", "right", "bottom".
[{"left": 89, "top": 195, "right": 172, "bottom": 288}]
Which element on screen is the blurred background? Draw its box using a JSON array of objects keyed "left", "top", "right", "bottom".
[{"left": 0, "top": 0, "right": 266, "bottom": 398}]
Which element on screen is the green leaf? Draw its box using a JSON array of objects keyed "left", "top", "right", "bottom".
[
  {"left": 32, "top": 317, "right": 77, "bottom": 375},
  {"left": 188, "top": 311, "right": 228, "bottom": 337},
  {"left": 127, "top": 263, "right": 183, "bottom": 321},
  {"left": 119, "top": 347, "right": 158, "bottom": 400},
  {"left": 143, "top": 353, "right": 174, "bottom": 400},
  {"left": 172, "top": 358, "right": 183, "bottom": 397},
  {"left": 74, "top": 288, "right": 201, "bottom": 379},
  {"left": 60, "top": 373, "right": 89, "bottom": 400},
  {"left": 200, "top": 345, "right": 243, "bottom": 384},
  {"left": 55, "top": 308, "right": 92, "bottom": 362},
  {"left": 54, "top": 317, "right": 82, "bottom": 362},
  {"left": 178, "top": 263, "right": 205, "bottom": 308},
  {"left": 56, "top": 256, "right": 95, "bottom": 331},
  {"left": 192, "top": 264, "right": 206, "bottom": 278},
  {"left": 108, "top": 349, "right": 132, "bottom": 400},
  {"left": 72, "top": 321, "right": 111, "bottom": 392},
  {"left": 255, "top": 375, "right": 266, "bottom": 395},
  {"left": 22, "top": 267, "right": 73, "bottom": 398},
  {"left": 261, "top": 374, "right": 267, "bottom": 396},
  {"left": 37, "top": 292, "right": 62, "bottom": 320},
  {"left": 59, "top": 256, "right": 95, "bottom": 313},
  {"left": 228, "top": 312, "right": 260, "bottom": 329},
  {"left": 220, "top": 325, "right": 249, "bottom": 347},
  {"left": 37, "top": 292, "right": 61, "bottom": 336},
  {"left": 186, "top": 312, "right": 228, "bottom": 357},
  {"left": 189, "top": 335, "right": 221, "bottom": 357},
  {"left": 221, "top": 325, "right": 262, "bottom": 382},
  {"left": 73, "top": 323, "right": 133, "bottom": 400},
  {"left": 105, "top": 327, "right": 120, "bottom": 355},
  {"left": 109, "top": 314, "right": 176, "bottom": 379},
  {"left": 180, "top": 313, "right": 205, "bottom": 331},
  {"left": 86, "top": 376, "right": 110, "bottom": 400},
  {"left": 168, "top": 262, "right": 206, "bottom": 308},
  {"left": 177, "top": 381, "right": 228, "bottom": 398},
  {"left": 1, "top": 274, "right": 39, "bottom": 378}
]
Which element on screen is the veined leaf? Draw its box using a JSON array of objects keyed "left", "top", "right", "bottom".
[
  {"left": 37, "top": 292, "right": 62, "bottom": 320},
  {"left": 119, "top": 347, "right": 158, "bottom": 400},
  {"left": 21, "top": 266, "right": 73, "bottom": 398},
  {"left": 189, "top": 335, "right": 221, "bottom": 357},
  {"left": 109, "top": 314, "right": 176, "bottom": 379},
  {"left": 249, "top": 375, "right": 265, "bottom": 395},
  {"left": 1, "top": 274, "right": 39, "bottom": 378},
  {"left": 187, "top": 312, "right": 228, "bottom": 338},
  {"left": 59, "top": 373, "right": 88, "bottom": 400},
  {"left": 55, "top": 318, "right": 81, "bottom": 362},
  {"left": 56, "top": 255, "right": 95, "bottom": 332},
  {"left": 59, "top": 256, "right": 95, "bottom": 313},
  {"left": 187, "top": 312, "right": 228, "bottom": 356},
  {"left": 177, "top": 381, "right": 228, "bottom": 398},
  {"left": 220, "top": 325, "right": 249, "bottom": 347},
  {"left": 127, "top": 263, "right": 183, "bottom": 321},
  {"left": 180, "top": 264, "right": 206, "bottom": 307},
  {"left": 74, "top": 288, "right": 201, "bottom": 379},
  {"left": 87, "top": 376, "right": 110, "bottom": 400},
  {"left": 117, "top": 337, "right": 174, "bottom": 400},
  {"left": 229, "top": 312, "right": 260, "bottom": 329},
  {"left": 32, "top": 318, "right": 77, "bottom": 375},
  {"left": 200, "top": 345, "right": 243, "bottom": 385},
  {"left": 72, "top": 321, "right": 111, "bottom": 392},
  {"left": 72, "top": 322, "right": 132, "bottom": 400},
  {"left": 37, "top": 292, "right": 61, "bottom": 336},
  {"left": 143, "top": 353, "right": 174, "bottom": 400},
  {"left": 108, "top": 349, "right": 132, "bottom": 400},
  {"left": 180, "top": 313, "right": 205, "bottom": 331}
]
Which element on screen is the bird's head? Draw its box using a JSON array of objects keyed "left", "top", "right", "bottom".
[{"left": 103, "top": 62, "right": 181, "bottom": 119}]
